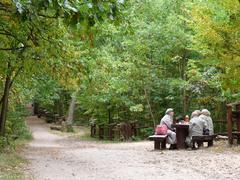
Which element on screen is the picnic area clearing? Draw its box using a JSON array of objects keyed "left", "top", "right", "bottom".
[{"left": 23, "top": 116, "right": 240, "bottom": 180}]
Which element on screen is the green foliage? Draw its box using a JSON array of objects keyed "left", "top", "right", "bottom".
[
  {"left": 0, "top": 105, "right": 31, "bottom": 150},
  {"left": 189, "top": 0, "right": 240, "bottom": 99},
  {"left": 6, "top": 106, "right": 32, "bottom": 140},
  {"left": 0, "top": 136, "right": 8, "bottom": 150},
  {"left": 139, "top": 128, "right": 154, "bottom": 139},
  {"left": 1, "top": 0, "right": 240, "bottom": 139},
  {"left": 75, "top": 0, "right": 192, "bottom": 126},
  {"left": 0, "top": 0, "right": 125, "bottom": 135},
  {"left": 71, "top": 0, "right": 238, "bottom": 132}
]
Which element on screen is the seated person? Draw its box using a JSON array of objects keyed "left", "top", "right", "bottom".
[
  {"left": 160, "top": 108, "right": 177, "bottom": 149},
  {"left": 186, "top": 110, "right": 207, "bottom": 147},
  {"left": 175, "top": 115, "right": 184, "bottom": 123},
  {"left": 200, "top": 109, "right": 214, "bottom": 135}
]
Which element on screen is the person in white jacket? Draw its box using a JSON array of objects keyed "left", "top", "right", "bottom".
[
  {"left": 186, "top": 111, "right": 207, "bottom": 147},
  {"left": 200, "top": 109, "right": 214, "bottom": 135},
  {"left": 160, "top": 108, "right": 177, "bottom": 147}
]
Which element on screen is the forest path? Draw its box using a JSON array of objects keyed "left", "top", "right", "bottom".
[{"left": 23, "top": 116, "right": 240, "bottom": 180}]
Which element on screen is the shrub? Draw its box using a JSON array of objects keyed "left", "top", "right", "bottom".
[
  {"left": 139, "top": 127, "right": 154, "bottom": 139},
  {"left": 0, "top": 105, "right": 32, "bottom": 151}
]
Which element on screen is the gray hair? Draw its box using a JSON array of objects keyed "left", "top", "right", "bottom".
[
  {"left": 194, "top": 110, "right": 201, "bottom": 116},
  {"left": 191, "top": 111, "right": 199, "bottom": 118},
  {"left": 201, "top": 109, "right": 211, "bottom": 116}
]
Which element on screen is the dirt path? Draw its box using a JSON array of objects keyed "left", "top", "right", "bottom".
[{"left": 23, "top": 116, "right": 240, "bottom": 180}]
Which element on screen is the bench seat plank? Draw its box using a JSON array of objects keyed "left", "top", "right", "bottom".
[
  {"left": 192, "top": 135, "right": 215, "bottom": 149},
  {"left": 192, "top": 135, "right": 215, "bottom": 141},
  {"left": 149, "top": 135, "right": 167, "bottom": 140}
]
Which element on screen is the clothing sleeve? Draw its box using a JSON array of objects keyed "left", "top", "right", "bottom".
[
  {"left": 161, "top": 116, "right": 172, "bottom": 130},
  {"left": 163, "top": 119, "right": 172, "bottom": 130}
]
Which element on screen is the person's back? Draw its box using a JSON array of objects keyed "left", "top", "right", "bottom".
[
  {"left": 186, "top": 111, "right": 207, "bottom": 147},
  {"left": 189, "top": 116, "right": 206, "bottom": 137},
  {"left": 200, "top": 109, "right": 214, "bottom": 135}
]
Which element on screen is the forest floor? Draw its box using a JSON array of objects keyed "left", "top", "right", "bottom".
[{"left": 23, "top": 116, "right": 240, "bottom": 180}]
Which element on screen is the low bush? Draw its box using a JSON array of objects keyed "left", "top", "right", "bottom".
[{"left": 0, "top": 105, "right": 32, "bottom": 152}]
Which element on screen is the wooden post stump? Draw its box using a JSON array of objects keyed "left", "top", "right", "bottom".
[
  {"left": 91, "top": 124, "right": 96, "bottom": 137},
  {"left": 227, "top": 105, "right": 233, "bottom": 145},
  {"left": 99, "top": 125, "right": 104, "bottom": 140}
]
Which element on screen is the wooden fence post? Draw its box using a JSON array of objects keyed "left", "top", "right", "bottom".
[
  {"left": 108, "top": 124, "right": 115, "bottom": 141},
  {"left": 91, "top": 124, "right": 96, "bottom": 137},
  {"left": 99, "top": 125, "right": 104, "bottom": 140},
  {"left": 236, "top": 104, "right": 240, "bottom": 133},
  {"left": 227, "top": 105, "right": 233, "bottom": 145}
]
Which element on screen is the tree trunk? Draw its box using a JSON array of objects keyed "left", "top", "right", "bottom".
[
  {"left": 67, "top": 92, "right": 77, "bottom": 125},
  {"left": 0, "top": 62, "right": 22, "bottom": 136},
  {"left": 144, "top": 88, "right": 156, "bottom": 127},
  {"left": 33, "top": 101, "right": 39, "bottom": 115},
  {"left": 0, "top": 74, "right": 11, "bottom": 136},
  {"left": 108, "top": 103, "right": 112, "bottom": 124},
  {"left": 62, "top": 92, "right": 77, "bottom": 132},
  {"left": 181, "top": 51, "right": 189, "bottom": 115},
  {"left": 183, "top": 90, "right": 189, "bottom": 115}
]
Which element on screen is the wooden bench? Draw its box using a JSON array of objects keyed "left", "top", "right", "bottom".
[
  {"left": 192, "top": 135, "right": 216, "bottom": 149},
  {"left": 148, "top": 135, "right": 167, "bottom": 150}
]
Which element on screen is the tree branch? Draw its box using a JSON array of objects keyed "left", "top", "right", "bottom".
[{"left": 0, "top": 46, "right": 29, "bottom": 51}]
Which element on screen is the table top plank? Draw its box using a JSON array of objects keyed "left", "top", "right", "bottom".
[{"left": 172, "top": 124, "right": 189, "bottom": 129}]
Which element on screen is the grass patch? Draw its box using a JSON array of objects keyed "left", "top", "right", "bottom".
[
  {"left": 0, "top": 137, "right": 32, "bottom": 180},
  {"left": 0, "top": 106, "right": 33, "bottom": 180},
  {"left": 0, "top": 149, "right": 26, "bottom": 180}
]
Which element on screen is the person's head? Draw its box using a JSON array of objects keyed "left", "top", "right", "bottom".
[
  {"left": 201, "top": 109, "right": 211, "bottom": 116},
  {"left": 166, "top": 108, "right": 174, "bottom": 117},
  {"left": 194, "top": 110, "right": 201, "bottom": 116},
  {"left": 176, "top": 115, "right": 184, "bottom": 121},
  {"left": 191, "top": 111, "right": 199, "bottom": 118}
]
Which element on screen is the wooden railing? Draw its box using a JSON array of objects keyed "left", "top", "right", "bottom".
[
  {"left": 91, "top": 121, "right": 139, "bottom": 141},
  {"left": 226, "top": 102, "right": 240, "bottom": 144}
]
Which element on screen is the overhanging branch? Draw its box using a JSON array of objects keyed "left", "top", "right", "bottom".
[{"left": 0, "top": 46, "right": 29, "bottom": 51}]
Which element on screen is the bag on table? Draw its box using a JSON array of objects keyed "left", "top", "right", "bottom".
[{"left": 155, "top": 124, "right": 168, "bottom": 135}]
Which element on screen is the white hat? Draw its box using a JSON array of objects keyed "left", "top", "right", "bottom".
[
  {"left": 201, "top": 109, "right": 211, "bottom": 116},
  {"left": 166, "top": 108, "right": 174, "bottom": 114}
]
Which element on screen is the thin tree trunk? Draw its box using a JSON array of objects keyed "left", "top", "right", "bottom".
[
  {"left": 144, "top": 88, "right": 156, "bottom": 127},
  {"left": 108, "top": 108, "right": 111, "bottom": 124},
  {"left": 181, "top": 51, "right": 189, "bottom": 115},
  {"left": 0, "top": 73, "right": 11, "bottom": 136},
  {"left": 0, "top": 97, "right": 3, "bottom": 106},
  {"left": 0, "top": 65, "right": 22, "bottom": 111},
  {"left": 183, "top": 89, "right": 188, "bottom": 115},
  {"left": 66, "top": 92, "right": 77, "bottom": 125},
  {"left": 0, "top": 62, "right": 22, "bottom": 135}
]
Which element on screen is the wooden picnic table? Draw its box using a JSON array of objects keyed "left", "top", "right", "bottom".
[{"left": 172, "top": 124, "right": 189, "bottom": 149}]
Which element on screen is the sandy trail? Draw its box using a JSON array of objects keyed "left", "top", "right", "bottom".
[{"left": 23, "top": 116, "right": 240, "bottom": 180}]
